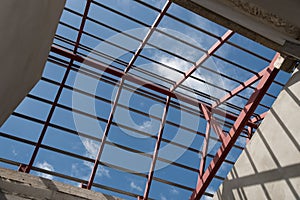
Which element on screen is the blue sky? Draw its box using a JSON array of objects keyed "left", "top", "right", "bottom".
[{"left": 0, "top": 0, "right": 291, "bottom": 200}]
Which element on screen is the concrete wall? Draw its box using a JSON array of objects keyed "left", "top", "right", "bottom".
[
  {"left": 173, "top": 0, "right": 300, "bottom": 61},
  {"left": 0, "top": 167, "right": 121, "bottom": 200},
  {"left": 0, "top": 0, "right": 65, "bottom": 126},
  {"left": 213, "top": 67, "right": 300, "bottom": 199}
]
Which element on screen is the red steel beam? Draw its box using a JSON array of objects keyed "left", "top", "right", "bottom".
[
  {"left": 125, "top": 0, "right": 171, "bottom": 73},
  {"left": 85, "top": 77, "right": 124, "bottom": 190},
  {"left": 198, "top": 104, "right": 211, "bottom": 177},
  {"left": 212, "top": 66, "right": 269, "bottom": 108},
  {"left": 169, "top": 30, "right": 234, "bottom": 92},
  {"left": 250, "top": 111, "right": 268, "bottom": 123},
  {"left": 246, "top": 126, "right": 253, "bottom": 144},
  {"left": 18, "top": 0, "right": 92, "bottom": 173},
  {"left": 51, "top": 46, "right": 258, "bottom": 129},
  {"left": 85, "top": 1, "right": 171, "bottom": 190},
  {"left": 190, "top": 53, "right": 281, "bottom": 200},
  {"left": 247, "top": 111, "right": 269, "bottom": 144},
  {"left": 139, "top": 96, "right": 171, "bottom": 200},
  {"left": 197, "top": 104, "right": 227, "bottom": 188}
]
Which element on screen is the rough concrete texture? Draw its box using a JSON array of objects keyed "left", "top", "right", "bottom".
[
  {"left": 213, "top": 67, "right": 300, "bottom": 199},
  {"left": 219, "top": 0, "right": 300, "bottom": 40},
  {"left": 173, "top": 0, "right": 300, "bottom": 60},
  {"left": 0, "top": 167, "right": 122, "bottom": 200},
  {"left": 0, "top": 0, "right": 65, "bottom": 126},
  {"left": 190, "top": 0, "right": 300, "bottom": 42}
]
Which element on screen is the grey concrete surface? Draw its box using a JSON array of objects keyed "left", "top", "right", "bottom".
[
  {"left": 0, "top": 167, "right": 122, "bottom": 200},
  {"left": 173, "top": 0, "right": 300, "bottom": 60},
  {"left": 213, "top": 67, "right": 300, "bottom": 199},
  {"left": 0, "top": 0, "right": 65, "bottom": 126}
]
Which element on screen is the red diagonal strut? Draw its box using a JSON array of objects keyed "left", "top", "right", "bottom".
[
  {"left": 250, "top": 111, "right": 268, "bottom": 123},
  {"left": 212, "top": 65, "right": 270, "bottom": 108},
  {"left": 190, "top": 53, "right": 281, "bottom": 200},
  {"left": 170, "top": 30, "right": 234, "bottom": 92}
]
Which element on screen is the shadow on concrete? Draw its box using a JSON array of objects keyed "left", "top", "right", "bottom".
[
  {"left": 0, "top": 190, "right": 8, "bottom": 200},
  {"left": 217, "top": 144, "right": 300, "bottom": 199},
  {"left": 38, "top": 176, "right": 59, "bottom": 196},
  {"left": 270, "top": 108, "right": 300, "bottom": 152},
  {"left": 215, "top": 70, "right": 300, "bottom": 199}
]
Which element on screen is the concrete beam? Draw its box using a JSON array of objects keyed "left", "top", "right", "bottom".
[
  {"left": 0, "top": 0, "right": 65, "bottom": 126},
  {"left": 0, "top": 167, "right": 121, "bottom": 200},
  {"left": 172, "top": 0, "right": 300, "bottom": 63}
]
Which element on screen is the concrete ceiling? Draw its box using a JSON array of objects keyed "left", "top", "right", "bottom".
[{"left": 173, "top": 0, "right": 300, "bottom": 63}]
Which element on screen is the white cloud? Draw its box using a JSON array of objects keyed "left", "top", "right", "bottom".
[
  {"left": 71, "top": 160, "right": 110, "bottom": 180},
  {"left": 144, "top": 28, "right": 229, "bottom": 102},
  {"left": 36, "top": 161, "right": 54, "bottom": 180},
  {"left": 160, "top": 194, "right": 167, "bottom": 200},
  {"left": 130, "top": 181, "right": 143, "bottom": 192},
  {"left": 158, "top": 56, "right": 191, "bottom": 80},
  {"left": 139, "top": 120, "right": 152, "bottom": 131},
  {"left": 71, "top": 163, "right": 88, "bottom": 179},
  {"left": 82, "top": 138, "right": 99, "bottom": 158},
  {"left": 97, "top": 165, "right": 110, "bottom": 178},
  {"left": 12, "top": 149, "right": 17, "bottom": 156},
  {"left": 82, "top": 160, "right": 93, "bottom": 169},
  {"left": 134, "top": 104, "right": 163, "bottom": 136},
  {"left": 170, "top": 187, "right": 179, "bottom": 195},
  {"left": 80, "top": 138, "right": 110, "bottom": 178},
  {"left": 153, "top": 54, "right": 227, "bottom": 102},
  {"left": 147, "top": 24, "right": 244, "bottom": 107},
  {"left": 69, "top": 163, "right": 88, "bottom": 187},
  {"left": 137, "top": 120, "right": 159, "bottom": 135},
  {"left": 71, "top": 163, "right": 80, "bottom": 176}
]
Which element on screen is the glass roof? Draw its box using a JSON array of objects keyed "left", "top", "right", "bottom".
[{"left": 0, "top": 0, "right": 291, "bottom": 200}]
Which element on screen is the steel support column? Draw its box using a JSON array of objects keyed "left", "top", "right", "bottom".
[
  {"left": 18, "top": 0, "right": 92, "bottom": 173},
  {"left": 138, "top": 96, "right": 171, "bottom": 200},
  {"left": 84, "top": 1, "right": 171, "bottom": 190},
  {"left": 190, "top": 53, "right": 281, "bottom": 200},
  {"left": 198, "top": 104, "right": 211, "bottom": 177}
]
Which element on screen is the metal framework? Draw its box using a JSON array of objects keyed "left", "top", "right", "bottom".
[
  {"left": 0, "top": 0, "right": 291, "bottom": 200},
  {"left": 190, "top": 53, "right": 280, "bottom": 199}
]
